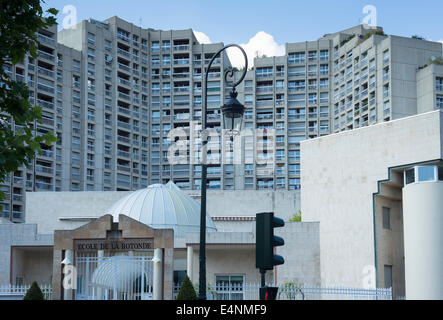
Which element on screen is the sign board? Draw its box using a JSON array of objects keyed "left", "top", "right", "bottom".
[{"left": 74, "top": 238, "right": 154, "bottom": 252}]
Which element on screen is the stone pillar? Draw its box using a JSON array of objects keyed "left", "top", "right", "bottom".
[
  {"left": 187, "top": 246, "right": 194, "bottom": 282},
  {"left": 96, "top": 250, "right": 104, "bottom": 300},
  {"left": 153, "top": 248, "right": 163, "bottom": 300},
  {"left": 63, "top": 249, "right": 74, "bottom": 300}
]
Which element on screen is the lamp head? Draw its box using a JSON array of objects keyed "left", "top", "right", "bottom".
[{"left": 221, "top": 89, "right": 245, "bottom": 133}]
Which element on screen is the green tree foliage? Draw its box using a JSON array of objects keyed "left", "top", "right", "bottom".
[
  {"left": 289, "top": 211, "right": 302, "bottom": 222},
  {"left": 23, "top": 281, "right": 44, "bottom": 300},
  {"left": 0, "top": 1, "right": 58, "bottom": 203},
  {"left": 411, "top": 35, "right": 425, "bottom": 40},
  {"left": 176, "top": 276, "right": 198, "bottom": 300}
]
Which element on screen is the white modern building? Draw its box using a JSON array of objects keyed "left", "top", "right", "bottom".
[
  {"left": 0, "top": 184, "right": 322, "bottom": 300},
  {"left": 301, "top": 110, "right": 443, "bottom": 299}
]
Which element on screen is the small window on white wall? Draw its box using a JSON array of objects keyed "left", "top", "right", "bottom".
[
  {"left": 384, "top": 265, "right": 393, "bottom": 289},
  {"left": 215, "top": 275, "right": 245, "bottom": 300},
  {"left": 382, "top": 207, "right": 391, "bottom": 230}
]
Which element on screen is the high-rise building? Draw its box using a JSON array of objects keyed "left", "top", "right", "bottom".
[{"left": 1, "top": 18, "right": 442, "bottom": 222}]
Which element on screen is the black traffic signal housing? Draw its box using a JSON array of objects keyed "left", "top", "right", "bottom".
[
  {"left": 259, "top": 286, "right": 279, "bottom": 300},
  {"left": 256, "top": 212, "right": 285, "bottom": 270}
]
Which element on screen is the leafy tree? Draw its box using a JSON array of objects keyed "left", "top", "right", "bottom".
[
  {"left": 0, "top": 1, "right": 58, "bottom": 204},
  {"left": 23, "top": 281, "right": 44, "bottom": 300},
  {"left": 176, "top": 275, "right": 198, "bottom": 300}
]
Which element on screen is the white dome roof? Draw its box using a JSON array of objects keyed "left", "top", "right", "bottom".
[{"left": 105, "top": 182, "right": 216, "bottom": 237}]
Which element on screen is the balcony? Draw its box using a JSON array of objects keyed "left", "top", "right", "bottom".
[
  {"left": 35, "top": 165, "right": 53, "bottom": 174},
  {"left": 37, "top": 83, "right": 55, "bottom": 94},
  {"left": 117, "top": 150, "right": 131, "bottom": 158},
  {"left": 118, "top": 78, "right": 131, "bottom": 86},
  {"left": 174, "top": 87, "right": 190, "bottom": 93},
  {"left": 38, "top": 66, "right": 54, "bottom": 78},
  {"left": 118, "top": 107, "right": 131, "bottom": 115},
  {"left": 35, "top": 181, "right": 53, "bottom": 191},
  {"left": 37, "top": 33, "right": 55, "bottom": 46},
  {"left": 256, "top": 86, "right": 273, "bottom": 93},
  {"left": 117, "top": 135, "right": 131, "bottom": 144},
  {"left": 118, "top": 63, "right": 131, "bottom": 72},
  {"left": 173, "top": 59, "right": 189, "bottom": 65},
  {"left": 37, "top": 50, "right": 55, "bottom": 61},
  {"left": 174, "top": 45, "right": 190, "bottom": 51},
  {"left": 118, "top": 92, "right": 131, "bottom": 101},
  {"left": 37, "top": 99, "right": 54, "bottom": 110},
  {"left": 117, "top": 121, "right": 131, "bottom": 130}
]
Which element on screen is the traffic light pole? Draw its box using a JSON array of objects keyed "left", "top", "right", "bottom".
[
  {"left": 260, "top": 269, "right": 266, "bottom": 287},
  {"left": 260, "top": 269, "right": 267, "bottom": 300}
]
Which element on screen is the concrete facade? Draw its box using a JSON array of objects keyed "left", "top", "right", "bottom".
[
  {"left": 301, "top": 110, "right": 442, "bottom": 293},
  {"left": 25, "top": 189, "right": 300, "bottom": 235},
  {"left": 0, "top": 224, "right": 53, "bottom": 285}
]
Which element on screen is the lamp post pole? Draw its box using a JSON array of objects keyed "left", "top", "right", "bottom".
[{"left": 199, "top": 44, "right": 248, "bottom": 300}]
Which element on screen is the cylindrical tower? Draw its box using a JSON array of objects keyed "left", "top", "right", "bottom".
[{"left": 403, "top": 174, "right": 443, "bottom": 300}]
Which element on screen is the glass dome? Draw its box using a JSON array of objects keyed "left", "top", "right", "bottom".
[{"left": 105, "top": 181, "right": 216, "bottom": 238}]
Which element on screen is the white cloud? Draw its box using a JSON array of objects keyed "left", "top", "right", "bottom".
[
  {"left": 194, "top": 31, "right": 212, "bottom": 44},
  {"left": 227, "top": 31, "right": 285, "bottom": 69}
]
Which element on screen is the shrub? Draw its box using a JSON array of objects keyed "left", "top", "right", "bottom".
[
  {"left": 289, "top": 211, "right": 302, "bottom": 222},
  {"left": 23, "top": 281, "right": 44, "bottom": 300},
  {"left": 176, "top": 276, "right": 197, "bottom": 300}
]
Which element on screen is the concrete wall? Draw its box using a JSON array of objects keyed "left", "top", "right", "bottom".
[
  {"left": 374, "top": 190, "right": 405, "bottom": 297},
  {"left": 186, "top": 222, "right": 320, "bottom": 287},
  {"left": 301, "top": 110, "right": 442, "bottom": 288},
  {"left": 275, "top": 222, "right": 321, "bottom": 286},
  {"left": 25, "top": 190, "right": 300, "bottom": 234},
  {"left": 190, "top": 190, "right": 301, "bottom": 222},
  {"left": 25, "top": 191, "right": 131, "bottom": 234},
  {"left": 0, "top": 224, "right": 53, "bottom": 285},
  {"left": 11, "top": 248, "right": 53, "bottom": 286}
]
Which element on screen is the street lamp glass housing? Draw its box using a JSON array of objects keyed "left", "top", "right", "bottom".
[{"left": 221, "top": 90, "right": 245, "bottom": 132}]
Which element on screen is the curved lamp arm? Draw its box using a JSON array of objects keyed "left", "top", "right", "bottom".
[{"left": 198, "top": 44, "right": 248, "bottom": 301}]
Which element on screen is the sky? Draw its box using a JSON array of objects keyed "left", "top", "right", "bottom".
[{"left": 43, "top": 0, "right": 443, "bottom": 68}]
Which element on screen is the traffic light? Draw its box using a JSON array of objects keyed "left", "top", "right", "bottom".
[
  {"left": 259, "top": 287, "right": 279, "bottom": 300},
  {"left": 256, "top": 212, "right": 285, "bottom": 270}
]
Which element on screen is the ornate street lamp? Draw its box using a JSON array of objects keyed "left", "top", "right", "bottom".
[{"left": 199, "top": 44, "right": 248, "bottom": 300}]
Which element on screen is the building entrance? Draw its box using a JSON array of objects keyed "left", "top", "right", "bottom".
[{"left": 75, "top": 255, "right": 153, "bottom": 300}]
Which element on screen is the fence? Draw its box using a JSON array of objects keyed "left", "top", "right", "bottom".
[
  {"left": 0, "top": 284, "right": 52, "bottom": 300},
  {"left": 75, "top": 255, "right": 154, "bottom": 300},
  {"left": 173, "top": 283, "right": 393, "bottom": 300},
  {"left": 1, "top": 283, "right": 393, "bottom": 301}
]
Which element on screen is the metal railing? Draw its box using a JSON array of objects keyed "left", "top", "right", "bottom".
[
  {"left": 0, "top": 284, "right": 52, "bottom": 300},
  {"left": 173, "top": 283, "right": 392, "bottom": 300}
]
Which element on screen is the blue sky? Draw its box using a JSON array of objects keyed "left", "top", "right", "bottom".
[{"left": 43, "top": 0, "right": 443, "bottom": 67}]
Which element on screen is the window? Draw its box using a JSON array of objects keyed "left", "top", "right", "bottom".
[
  {"left": 383, "top": 50, "right": 390, "bottom": 64},
  {"left": 382, "top": 207, "right": 391, "bottom": 230},
  {"left": 289, "top": 52, "right": 305, "bottom": 64},
  {"left": 173, "top": 271, "right": 186, "bottom": 288},
  {"left": 417, "top": 166, "right": 435, "bottom": 182},
  {"left": 215, "top": 275, "right": 244, "bottom": 300},
  {"left": 437, "top": 95, "right": 443, "bottom": 109},
  {"left": 384, "top": 265, "right": 392, "bottom": 289},
  {"left": 439, "top": 167, "right": 443, "bottom": 181}
]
